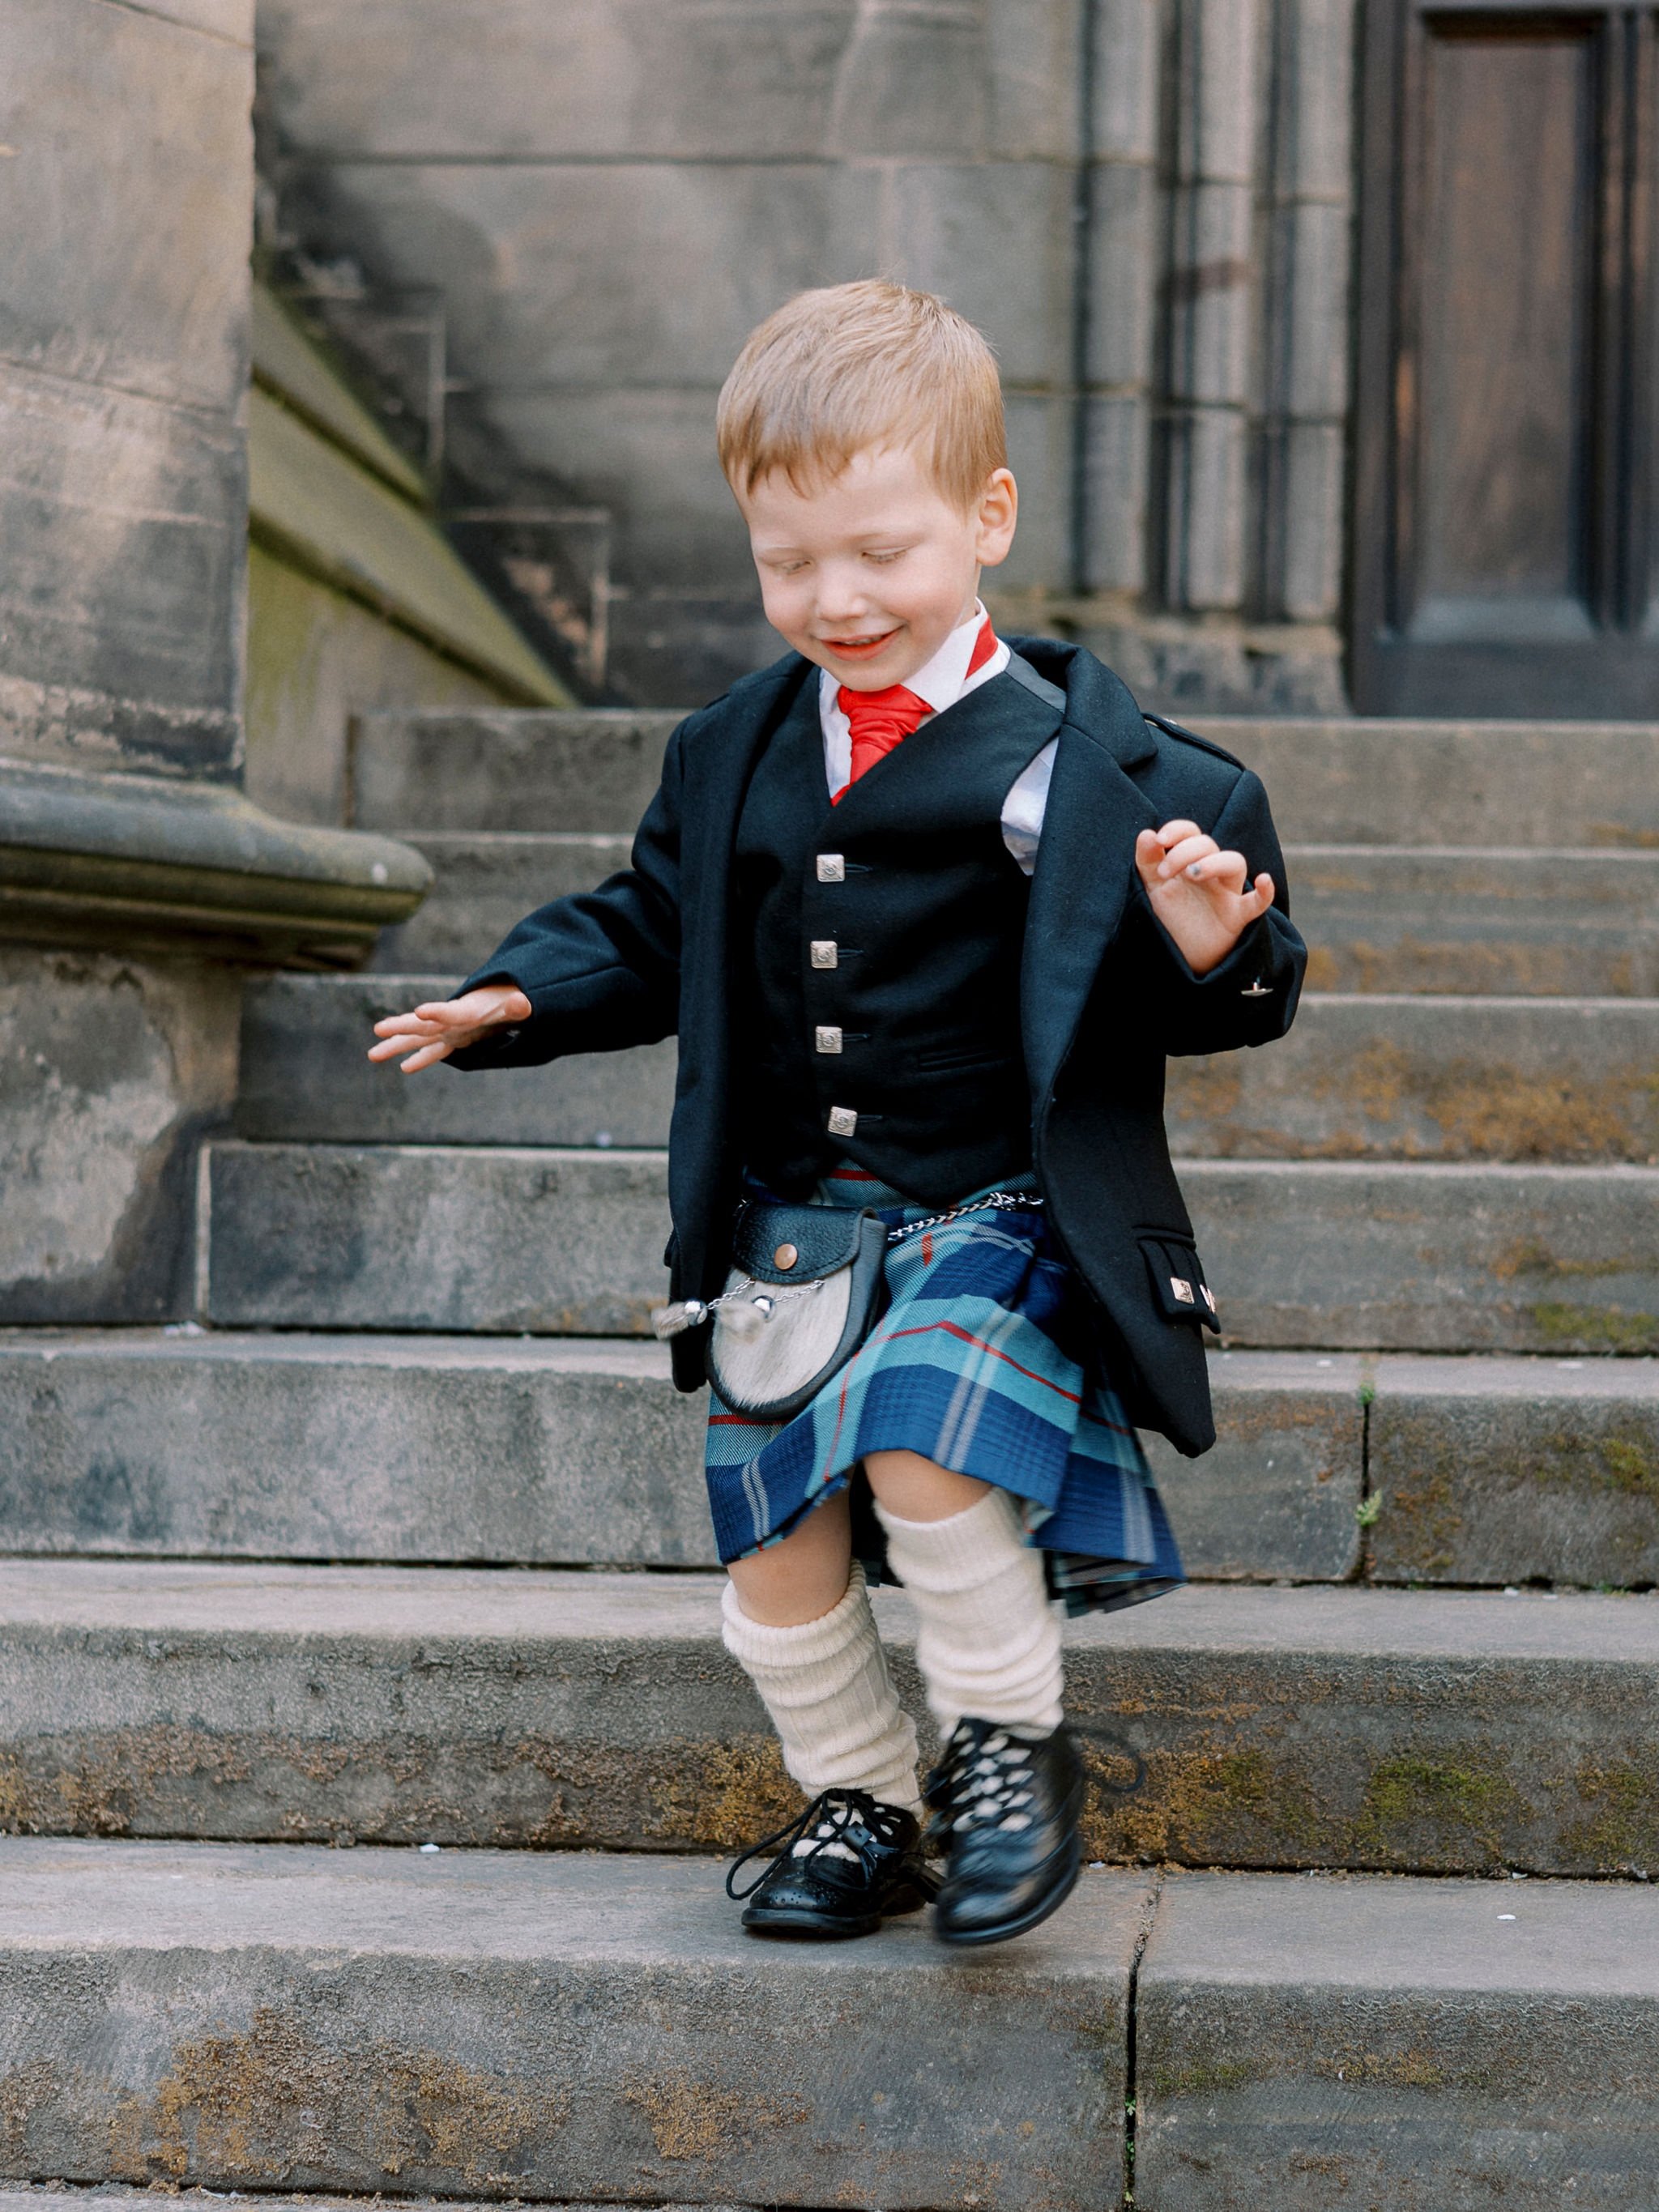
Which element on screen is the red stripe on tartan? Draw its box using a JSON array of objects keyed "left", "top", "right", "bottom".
[
  {"left": 828, "top": 1168, "right": 881, "bottom": 1182},
  {"left": 819, "top": 1365, "right": 856, "bottom": 1485},
  {"left": 710, "top": 1413, "right": 770, "bottom": 1427},
  {"left": 880, "top": 1320, "right": 1084, "bottom": 1404},
  {"left": 922, "top": 1232, "right": 933, "bottom": 1266}
]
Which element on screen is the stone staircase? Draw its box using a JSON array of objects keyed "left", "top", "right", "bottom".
[{"left": 2, "top": 705, "right": 1659, "bottom": 2206}]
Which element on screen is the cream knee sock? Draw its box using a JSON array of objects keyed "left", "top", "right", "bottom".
[
  {"left": 720, "top": 1565, "right": 923, "bottom": 1816},
  {"left": 875, "top": 1488, "right": 1064, "bottom": 1738}
]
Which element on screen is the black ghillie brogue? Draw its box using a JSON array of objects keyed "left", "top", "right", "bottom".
[
  {"left": 925, "top": 1717, "right": 1084, "bottom": 1946},
  {"left": 727, "top": 1786, "right": 939, "bottom": 1939}
]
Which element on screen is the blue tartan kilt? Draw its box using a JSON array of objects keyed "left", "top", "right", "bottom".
[{"left": 704, "top": 1165, "right": 1186, "bottom": 1618}]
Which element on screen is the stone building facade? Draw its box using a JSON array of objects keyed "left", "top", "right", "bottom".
[{"left": 254, "top": 0, "right": 1356, "bottom": 713}]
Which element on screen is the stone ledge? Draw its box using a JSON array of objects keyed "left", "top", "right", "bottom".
[{"left": 0, "top": 759, "right": 430, "bottom": 969}]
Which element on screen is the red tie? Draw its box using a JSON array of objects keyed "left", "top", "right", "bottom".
[{"left": 834, "top": 617, "right": 998, "bottom": 803}]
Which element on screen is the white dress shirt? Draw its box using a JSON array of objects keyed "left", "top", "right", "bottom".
[{"left": 818, "top": 602, "right": 1056, "bottom": 875}]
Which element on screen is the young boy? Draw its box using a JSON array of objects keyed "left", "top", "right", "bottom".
[{"left": 370, "top": 281, "right": 1305, "bottom": 1948}]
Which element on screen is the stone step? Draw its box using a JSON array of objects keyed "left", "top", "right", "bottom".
[
  {"left": 1293, "top": 844, "right": 1659, "bottom": 996},
  {"left": 6, "top": 1332, "right": 1657, "bottom": 1590},
  {"left": 3, "top": 1847, "right": 1656, "bottom": 2212},
  {"left": 2, "top": 1566, "right": 1657, "bottom": 1877},
  {"left": 0, "top": 1333, "right": 1367, "bottom": 1580},
  {"left": 368, "top": 832, "right": 630, "bottom": 974},
  {"left": 352, "top": 705, "right": 676, "bottom": 834},
  {"left": 239, "top": 971, "right": 676, "bottom": 1149},
  {"left": 0, "top": 1833, "right": 1141, "bottom": 2207},
  {"left": 202, "top": 1143, "right": 1659, "bottom": 1354},
  {"left": 351, "top": 705, "right": 1659, "bottom": 848},
  {"left": 1134, "top": 1866, "right": 1659, "bottom": 2206},
  {"left": 1205, "top": 713, "right": 1659, "bottom": 846},
  {"left": 241, "top": 974, "right": 1659, "bottom": 1163},
  {"left": 369, "top": 832, "right": 1659, "bottom": 994}
]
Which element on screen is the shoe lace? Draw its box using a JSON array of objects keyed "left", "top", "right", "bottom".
[
  {"left": 724, "top": 1787, "right": 907, "bottom": 1900},
  {"left": 925, "top": 1722, "right": 1041, "bottom": 1836}
]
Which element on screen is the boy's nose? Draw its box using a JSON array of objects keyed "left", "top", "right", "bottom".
[{"left": 814, "top": 576, "right": 875, "bottom": 624}]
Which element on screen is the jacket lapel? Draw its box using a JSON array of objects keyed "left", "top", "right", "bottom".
[
  {"left": 1020, "top": 669, "right": 1160, "bottom": 1103},
  {"left": 672, "top": 655, "right": 815, "bottom": 1278}
]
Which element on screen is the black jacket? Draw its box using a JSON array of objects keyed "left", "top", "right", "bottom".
[{"left": 453, "top": 638, "right": 1307, "bottom": 1455}]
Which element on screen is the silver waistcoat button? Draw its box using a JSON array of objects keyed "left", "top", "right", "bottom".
[
  {"left": 827, "top": 1105, "right": 858, "bottom": 1137},
  {"left": 816, "top": 853, "right": 846, "bottom": 883},
  {"left": 810, "top": 940, "right": 838, "bottom": 969},
  {"left": 815, "top": 1025, "right": 843, "bottom": 1054}
]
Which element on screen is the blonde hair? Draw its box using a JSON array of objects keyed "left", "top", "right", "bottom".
[{"left": 716, "top": 279, "right": 1007, "bottom": 511}]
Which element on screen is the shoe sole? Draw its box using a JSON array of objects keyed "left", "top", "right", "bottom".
[{"left": 931, "top": 1842, "right": 1083, "bottom": 1949}]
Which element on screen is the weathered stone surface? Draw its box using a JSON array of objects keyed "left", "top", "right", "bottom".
[
  {"left": 1290, "top": 845, "right": 1659, "bottom": 995},
  {"left": 0, "top": 364, "right": 246, "bottom": 770},
  {"left": 887, "top": 164, "right": 1073, "bottom": 386},
  {"left": 1192, "top": 1159, "right": 1659, "bottom": 1353},
  {"left": 0, "top": 0, "right": 254, "bottom": 778},
  {"left": 351, "top": 710, "right": 677, "bottom": 833},
  {"left": 371, "top": 829, "right": 1659, "bottom": 994},
  {"left": 471, "top": 386, "right": 758, "bottom": 597},
  {"left": 202, "top": 1142, "right": 1659, "bottom": 1354},
  {"left": 0, "top": 1333, "right": 1363, "bottom": 1581},
  {"left": 1145, "top": 1351, "right": 1363, "bottom": 1582},
  {"left": 249, "top": 979, "right": 1659, "bottom": 1162},
  {"left": 1367, "top": 1356, "right": 1659, "bottom": 1588},
  {"left": 0, "top": 1334, "right": 710, "bottom": 1566},
  {"left": 1166, "top": 991, "right": 1659, "bottom": 1162},
  {"left": 0, "top": 1835, "right": 1142, "bottom": 2207},
  {"left": 0, "top": 948, "right": 238, "bottom": 1325},
  {"left": 1206, "top": 717, "right": 1659, "bottom": 846},
  {"left": 238, "top": 974, "right": 677, "bottom": 1146},
  {"left": 203, "top": 1142, "right": 672, "bottom": 1335},
  {"left": 2, "top": 1568, "right": 1656, "bottom": 1875},
  {"left": 0, "top": 0, "right": 253, "bottom": 413},
  {"left": 369, "top": 834, "right": 631, "bottom": 973},
  {"left": 0, "top": 759, "right": 431, "bottom": 970},
  {"left": 299, "top": 159, "right": 885, "bottom": 393},
  {"left": 1137, "top": 1869, "right": 1659, "bottom": 2206}
]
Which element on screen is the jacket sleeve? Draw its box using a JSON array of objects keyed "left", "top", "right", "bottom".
[
  {"left": 446, "top": 719, "right": 685, "bottom": 1071},
  {"left": 1124, "top": 765, "right": 1307, "bottom": 1058}
]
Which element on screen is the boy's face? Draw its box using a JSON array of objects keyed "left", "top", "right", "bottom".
[{"left": 737, "top": 441, "right": 1018, "bottom": 692}]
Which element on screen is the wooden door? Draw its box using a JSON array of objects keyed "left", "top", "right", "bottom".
[{"left": 1353, "top": 0, "right": 1659, "bottom": 715}]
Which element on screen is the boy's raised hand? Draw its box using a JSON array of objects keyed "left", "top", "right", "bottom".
[
  {"left": 1135, "top": 820, "right": 1275, "bottom": 978},
  {"left": 369, "top": 982, "right": 532, "bottom": 1073}
]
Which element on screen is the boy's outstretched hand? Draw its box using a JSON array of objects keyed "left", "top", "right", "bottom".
[
  {"left": 1135, "top": 820, "right": 1275, "bottom": 978},
  {"left": 369, "top": 982, "right": 532, "bottom": 1072}
]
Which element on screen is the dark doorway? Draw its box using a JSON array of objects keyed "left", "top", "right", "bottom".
[{"left": 1352, "top": 0, "right": 1658, "bottom": 714}]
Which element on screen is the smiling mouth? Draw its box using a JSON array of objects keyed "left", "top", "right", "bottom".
[{"left": 822, "top": 630, "right": 898, "bottom": 657}]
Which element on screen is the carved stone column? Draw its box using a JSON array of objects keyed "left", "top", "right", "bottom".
[{"left": 0, "top": 0, "right": 425, "bottom": 1323}]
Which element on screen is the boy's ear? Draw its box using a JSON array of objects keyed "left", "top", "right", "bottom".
[{"left": 976, "top": 467, "right": 1018, "bottom": 567}]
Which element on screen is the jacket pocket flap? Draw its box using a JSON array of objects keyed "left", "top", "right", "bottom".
[{"left": 1139, "top": 1233, "right": 1220, "bottom": 1332}]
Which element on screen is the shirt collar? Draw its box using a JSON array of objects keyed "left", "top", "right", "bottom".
[{"left": 900, "top": 599, "right": 993, "bottom": 714}]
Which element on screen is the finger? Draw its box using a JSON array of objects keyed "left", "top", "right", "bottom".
[
  {"left": 368, "top": 1029, "right": 444, "bottom": 1063},
  {"left": 411, "top": 999, "right": 484, "bottom": 1027},
  {"left": 1182, "top": 850, "right": 1248, "bottom": 893},
  {"left": 1135, "top": 826, "right": 1169, "bottom": 881},
  {"left": 373, "top": 1011, "right": 441, "bottom": 1038},
  {"left": 398, "top": 1037, "right": 460, "bottom": 1073},
  {"left": 1154, "top": 820, "right": 1202, "bottom": 848},
  {"left": 1158, "top": 834, "right": 1220, "bottom": 879},
  {"left": 1235, "top": 872, "right": 1276, "bottom": 920}
]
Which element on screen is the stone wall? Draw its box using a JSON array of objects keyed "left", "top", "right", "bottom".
[
  {"left": 256, "top": 0, "right": 1354, "bottom": 711},
  {"left": 0, "top": 0, "right": 426, "bottom": 1323},
  {"left": 0, "top": 0, "right": 255, "bottom": 781}
]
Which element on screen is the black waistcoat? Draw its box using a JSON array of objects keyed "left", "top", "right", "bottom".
[{"left": 729, "top": 657, "right": 1064, "bottom": 1204}]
